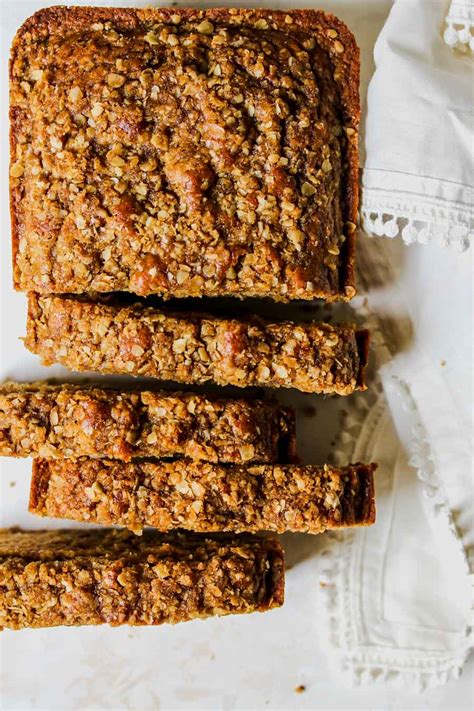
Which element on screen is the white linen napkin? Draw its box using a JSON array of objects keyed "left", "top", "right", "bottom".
[
  {"left": 361, "top": 0, "right": 474, "bottom": 250},
  {"left": 320, "top": 235, "right": 473, "bottom": 689}
]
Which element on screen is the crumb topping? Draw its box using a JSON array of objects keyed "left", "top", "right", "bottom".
[{"left": 10, "top": 7, "right": 359, "bottom": 301}]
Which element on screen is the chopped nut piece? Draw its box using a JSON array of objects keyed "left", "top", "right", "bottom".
[
  {"left": 29, "top": 68, "right": 43, "bottom": 81},
  {"left": 114, "top": 181, "right": 126, "bottom": 194},
  {"left": 91, "top": 103, "right": 104, "bottom": 118},
  {"left": 107, "top": 73, "right": 125, "bottom": 88},
  {"left": 10, "top": 163, "right": 24, "bottom": 178},
  {"left": 172, "top": 338, "right": 187, "bottom": 354},
  {"left": 144, "top": 31, "right": 159, "bottom": 45},
  {"left": 197, "top": 21, "right": 214, "bottom": 34},
  {"left": 274, "top": 365, "right": 289, "bottom": 379},
  {"left": 68, "top": 86, "right": 83, "bottom": 102},
  {"left": 108, "top": 154, "right": 125, "bottom": 167},
  {"left": 238, "top": 445, "right": 255, "bottom": 461},
  {"left": 176, "top": 270, "right": 189, "bottom": 285},
  {"left": 301, "top": 182, "right": 316, "bottom": 196},
  {"left": 140, "top": 158, "right": 157, "bottom": 172}
]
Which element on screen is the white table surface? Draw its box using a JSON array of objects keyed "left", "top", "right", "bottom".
[{"left": 0, "top": 1, "right": 472, "bottom": 709}]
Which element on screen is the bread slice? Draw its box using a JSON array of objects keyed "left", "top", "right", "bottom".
[
  {"left": 30, "top": 458, "right": 376, "bottom": 535},
  {"left": 0, "top": 381, "right": 295, "bottom": 463},
  {"left": 0, "top": 528, "right": 284, "bottom": 630},
  {"left": 25, "top": 294, "right": 369, "bottom": 395},
  {"left": 10, "top": 6, "right": 359, "bottom": 302}
]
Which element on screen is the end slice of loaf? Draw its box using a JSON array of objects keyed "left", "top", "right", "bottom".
[{"left": 10, "top": 6, "right": 359, "bottom": 302}]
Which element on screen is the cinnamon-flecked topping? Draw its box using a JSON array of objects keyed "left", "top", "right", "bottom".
[{"left": 10, "top": 7, "right": 359, "bottom": 301}]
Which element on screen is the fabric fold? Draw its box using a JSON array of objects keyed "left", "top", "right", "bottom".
[{"left": 361, "top": 0, "right": 473, "bottom": 249}]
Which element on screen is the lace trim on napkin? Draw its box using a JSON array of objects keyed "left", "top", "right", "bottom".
[
  {"left": 444, "top": 0, "right": 474, "bottom": 51},
  {"left": 361, "top": 187, "right": 472, "bottom": 251},
  {"left": 319, "top": 298, "right": 473, "bottom": 689},
  {"left": 387, "top": 376, "right": 474, "bottom": 647}
]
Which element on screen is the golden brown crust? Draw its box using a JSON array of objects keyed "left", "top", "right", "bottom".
[
  {"left": 30, "top": 458, "right": 376, "bottom": 535},
  {"left": 0, "top": 527, "right": 284, "bottom": 630},
  {"left": 0, "top": 381, "right": 295, "bottom": 463},
  {"left": 25, "top": 294, "right": 369, "bottom": 395},
  {"left": 10, "top": 6, "right": 359, "bottom": 302}
]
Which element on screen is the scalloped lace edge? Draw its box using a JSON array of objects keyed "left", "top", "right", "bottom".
[
  {"left": 444, "top": 0, "right": 474, "bottom": 51},
  {"left": 360, "top": 208, "right": 471, "bottom": 252},
  {"left": 390, "top": 376, "right": 473, "bottom": 583},
  {"left": 319, "top": 298, "right": 473, "bottom": 689},
  {"left": 320, "top": 528, "right": 472, "bottom": 689}
]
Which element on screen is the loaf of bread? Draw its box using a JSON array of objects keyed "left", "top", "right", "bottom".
[{"left": 10, "top": 6, "right": 359, "bottom": 302}]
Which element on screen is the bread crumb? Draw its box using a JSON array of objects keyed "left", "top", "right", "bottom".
[{"left": 295, "top": 685, "right": 306, "bottom": 694}]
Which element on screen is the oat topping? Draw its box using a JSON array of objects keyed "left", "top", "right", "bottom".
[
  {"left": 30, "top": 459, "right": 376, "bottom": 535},
  {"left": 0, "top": 382, "right": 295, "bottom": 463},
  {"left": 10, "top": 6, "right": 359, "bottom": 301},
  {"left": 25, "top": 295, "right": 369, "bottom": 395},
  {"left": 0, "top": 528, "right": 284, "bottom": 629}
]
